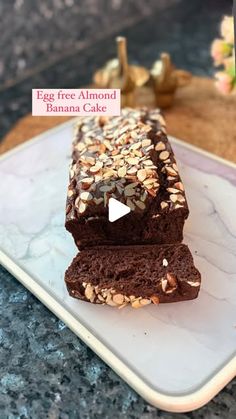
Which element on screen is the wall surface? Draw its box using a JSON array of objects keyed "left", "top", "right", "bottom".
[{"left": 0, "top": 0, "right": 180, "bottom": 88}]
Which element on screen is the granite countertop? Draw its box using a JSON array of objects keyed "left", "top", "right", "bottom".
[{"left": 1, "top": 0, "right": 236, "bottom": 418}]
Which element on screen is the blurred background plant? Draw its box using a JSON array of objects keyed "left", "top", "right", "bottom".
[{"left": 211, "top": 16, "right": 235, "bottom": 94}]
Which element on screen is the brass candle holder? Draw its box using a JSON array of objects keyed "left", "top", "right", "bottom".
[
  {"left": 93, "top": 37, "right": 149, "bottom": 107},
  {"left": 93, "top": 37, "right": 192, "bottom": 108},
  {"left": 150, "top": 53, "right": 192, "bottom": 108}
]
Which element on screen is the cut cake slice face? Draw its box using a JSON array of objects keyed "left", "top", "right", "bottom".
[{"left": 65, "top": 244, "right": 201, "bottom": 308}]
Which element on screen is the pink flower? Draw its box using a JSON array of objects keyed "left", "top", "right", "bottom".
[
  {"left": 211, "top": 39, "right": 232, "bottom": 65},
  {"left": 221, "top": 16, "right": 234, "bottom": 44},
  {"left": 215, "top": 71, "right": 233, "bottom": 94}
]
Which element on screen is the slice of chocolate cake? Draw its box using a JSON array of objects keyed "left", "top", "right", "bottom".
[
  {"left": 65, "top": 244, "right": 201, "bottom": 308},
  {"left": 65, "top": 108, "right": 189, "bottom": 249}
]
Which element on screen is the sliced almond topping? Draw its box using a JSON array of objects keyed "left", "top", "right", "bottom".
[
  {"left": 167, "top": 272, "right": 177, "bottom": 287},
  {"left": 142, "top": 124, "right": 152, "bottom": 133},
  {"left": 106, "top": 299, "right": 117, "bottom": 307},
  {"left": 155, "top": 141, "right": 165, "bottom": 151},
  {"left": 140, "top": 298, "right": 151, "bottom": 306},
  {"left": 103, "top": 169, "right": 116, "bottom": 179},
  {"left": 94, "top": 285, "right": 99, "bottom": 293},
  {"left": 142, "top": 139, "right": 152, "bottom": 147},
  {"left": 94, "top": 174, "right": 102, "bottom": 183},
  {"left": 186, "top": 281, "right": 200, "bottom": 287},
  {"left": 170, "top": 194, "right": 178, "bottom": 203},
  {"left": 67, "top": 189, "right": 74, "bottom": 197},
  {"left": 80, "top": 177, "right": 94, "bottom": 189},
  {"left": 113, "top": 154, "right": 123, "bottom": 161},
  {"left": 99, "top": 153, "right": 108, "bottom": 161},
  {"left": 166, "top": 166, "right": 177, "bottom": 176},
  {"left": 162, "top": 258, "right": 168, "bottom": 267},
  {"left": 85, "top": 156, "right": 96, "bottom": 165},
  {"left": 145, "top": 184, "right": 154, "bottom": 190},
  {"left": 121, "top": 149, "right": 129, "bottom": 156},
  {"left": 167, "top": 187, "right": 180, "bottom": 194},
  {"left": 143, "top": 178, "right": 156, "bottom": 185},
  {"left": 130, "top": 131, "right": 138, "bottom": 139},
  {"left": 143, "top": 159, "right": 153, "bottom": 166},
  {"left": 113, "top": 294, "right": 124, "bottom": 305},
  {"left": 74, "top": 196, "right": 80, "bottom": 208},
  {"left": 75, "top": 142, "right": 86, "bottom": 152},
  {"left": 150, "top": 295, "right": 160, "bottom": 305},
  {"left": 126, "top": 157, "right": 139, "bottom": 165},
  {"left": 80, "top": 191, "right": 93, "bottom": 202},
  {"left": 78, "top": 201, "right": 87, "bottom": 214},
  {"left": 118, "top": 166, "right": 127, "bottom": 177},
  {"left": 99, "top": 144, "right": 106, "bottom": 154},
  {"left": 119, "top": 126, "right": 129, "bottom": 135},
  {"left": 137, "top": 169, "right": 147, "bottom": 182},
  {"left": 133, "top": 150, "right": 143, "bottom": 158},
  {"left": 111, "top": 149, "right": 119, "bottom": 156},
  {"left": 85, "top": 284, "right": 95, "bottom": 300},
  {"left": 127, "top": 167, "right": 138, "bottom": 175},
  {"left": 161, "top": 279, "right": 168, "bottom": 292},
  {"left": 177, "top": 195, "right": 185, "bottom": 203},
  {"left": 90, "top": 162, "right": 103, "bottom": 173},
  {"left": 131, "top": 142, "right": 142, "bottom": 150},
  {"left": 174, "top": 181, "right": 184, "bottom": 191},
  {"left": 131, "top": 299, "right": 143, "bottom": 309},
  {"left": 159, "top": 151, "right": 170, "bottom": 160},
  {"left": 147, "top": 188, "right": 157, "bottom": 197},
  {"left": 104, "top": 140, "right": 113, "bottom": 151},
  {"left": 146, "top": 145, "right": 154, "bottom": 152}
]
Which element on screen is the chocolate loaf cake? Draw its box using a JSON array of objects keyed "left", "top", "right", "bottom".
[
  {"left": 65, "top": 108, "right": 189, "bottom": 249},
  {"left": 65, "top": 244, "right": 201, "bottom": 308}
]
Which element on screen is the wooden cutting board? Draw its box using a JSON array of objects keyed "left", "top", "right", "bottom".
[{"left": 1, "top": 77, "right": 236, "bottom": 162}]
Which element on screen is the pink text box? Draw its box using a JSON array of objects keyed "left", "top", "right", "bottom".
[{"left": 32, "top": 89, "right": 121, "bottom": 116}]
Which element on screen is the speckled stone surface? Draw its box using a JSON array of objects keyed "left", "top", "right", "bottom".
[
  {"left": 1, "top": 0, "right": 236, "bottom": 417},
  {"left": 1, "top": 268, "right": 236, "bottom": 419},
  {"left": 0, "top": 0, "right": 180, "bottom": 87}
]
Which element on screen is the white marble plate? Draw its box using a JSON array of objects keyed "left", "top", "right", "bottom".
[{"left": 0, "top": 119, "right": 235, "bottom": 413}]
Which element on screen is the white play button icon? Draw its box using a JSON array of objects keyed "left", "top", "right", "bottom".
[{"left": 108, "top": 198, "right": 131, "bottom": 222}]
